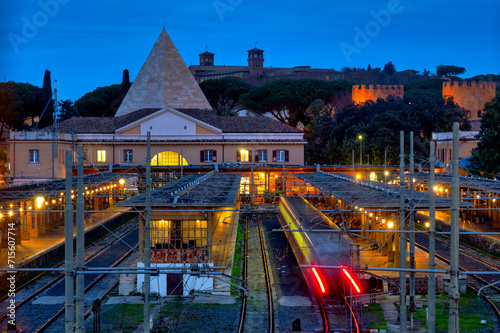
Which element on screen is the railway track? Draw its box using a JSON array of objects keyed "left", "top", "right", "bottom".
[
  {"left": 239, "top": 215, "right": 274, "bottom": 333},
  {"left": 0, "top": 223, "right": 139, "bottom": 332},
  {"left": 415, "top": 232, "right": 500, "bottom": 322}
]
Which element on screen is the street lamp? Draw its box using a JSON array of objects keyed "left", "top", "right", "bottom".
[{"left": 358, "top": 135, "right": 363, "bottom": 165}]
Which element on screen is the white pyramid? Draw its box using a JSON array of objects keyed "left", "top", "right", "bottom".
[{"left": 115, "top": 28, "right": 212, "bottom": 117}]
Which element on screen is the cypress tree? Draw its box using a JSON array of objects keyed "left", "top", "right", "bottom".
[{"left": 37, "top": 70, "right": 54, "bottom": 128}]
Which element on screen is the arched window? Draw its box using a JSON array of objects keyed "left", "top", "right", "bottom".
[{"left": 151, "top": 151, "right": 188, "bottom": 166}]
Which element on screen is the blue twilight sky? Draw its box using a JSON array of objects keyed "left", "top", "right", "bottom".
[{"left": 1, "top": 0, "right": 499, "bottom": 102}]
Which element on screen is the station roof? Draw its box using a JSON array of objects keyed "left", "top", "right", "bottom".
[
  {"left": 413, "top": 172, "right": 500, "bottom": 194},
  {"left": 118, "top": 172, "right": 241, "bottom": 208},
  {"left": 296, "top": 172, "right": 468, "bottom": 210},
  {"left": 0, "top": 172, "right": 129, "bottom": 203}
]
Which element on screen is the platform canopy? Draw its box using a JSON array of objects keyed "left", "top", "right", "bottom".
[
  {"left": 296, "top": 172, "right": 471, "bottom": 210},
  {"left": 0, "top": 173, "right": 130, "bottom": 203},
  {"left": 118, "top": 172, "right": 241, "bottom": 207},
  {"left": 413, "top": 172, "right": 500, "bottom": 194}
]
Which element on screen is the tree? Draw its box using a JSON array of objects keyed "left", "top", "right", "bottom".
[
  {"left": 240, "top": 79, "right": 352, "bottom": 127},
  {"left": 0, "top": 81, "right": 42, "bottom": 133},
  {"left": 74, "top": 84, "right": 123, "bottom": 117},
  {"left": 471, "top": 95, "right": 500, "bottom": 175},
  {"left": 58, "top": 99, "right": 78, "bottom": 121},
  {"left": 304, "top": 92, "right": 471, "bottom": 165},
  {"left": 383, "top": 61, "right": 396, "bottom": 76},
  {"left": 37, "top": 70, "right": 54, "bottom": 128},
  {"left": 199, "top": 77, "right": 253, "bottom": 116},
  {"left": 436, "top": 65, "right": 466, "bottom": 77}
]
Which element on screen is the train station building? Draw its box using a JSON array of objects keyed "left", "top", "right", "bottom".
[
  {"left": 118, "top": 171, "right": 241, "bottom": 296},
  {"left": 7, "top": 28, "right": 305, "bottom": 184}
]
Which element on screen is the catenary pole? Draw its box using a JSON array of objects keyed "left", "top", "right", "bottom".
[
  {"left": 64, "top": 149, "right": 74, "bottom": 331},
  {"left": 144, "top": 132, "right": 152, "bottom": 333},
  {"left": 409, "top": 131, "right": 415, "bottom": 329},
  {"left": 399, "top": 131, "right": 407, "bottom": 333},
  {"left": 428, "top": 139, "right": 436, "bottom": 333},
  {"left": 352, "top": 149, "right": 355, "bottom": 177},
  {"left": 449, "top": 123, "right": 460, "bottom": 332},
  {"left": 75, "top": 145, "right": 85, "bottom": 332}
]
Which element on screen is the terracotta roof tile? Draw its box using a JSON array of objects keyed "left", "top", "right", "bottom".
[{"left": 52, "top": 108, "right": 302, "bottom": 134}]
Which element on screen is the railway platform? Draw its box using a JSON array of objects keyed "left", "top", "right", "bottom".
[
  {"left": 417, "top": 210, "right": 500, "bottom": 248},
  {"left": 0, "top": 206, "right": 131, "bottom": 270}
]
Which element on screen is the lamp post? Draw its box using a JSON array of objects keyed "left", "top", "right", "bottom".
[{"left": 358, "top": 135, "right": 363, "bottom": 165}]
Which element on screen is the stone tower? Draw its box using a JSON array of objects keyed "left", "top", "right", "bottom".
[
  {"left": 247, "top": 47, "right": 264, "bottom": 77},
  {"left": 115, "top": 28, "right": 212, "bottom": 117},
  {"left": 199, "top": 50, "right": 214, "bottom": 66},
  {"left": 442, "top": 81, "right": 496, "bottom": 130}
]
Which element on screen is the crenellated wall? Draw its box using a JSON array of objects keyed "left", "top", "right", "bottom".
[
  {"left": 352, "top": 84, "right": 404, "bottom": 104},
  {"left": 442, "top": 81, "right": 496, "bottom": 127}
]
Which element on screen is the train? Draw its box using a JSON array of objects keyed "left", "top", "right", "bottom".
[{"left": 278, "top": 196, "right": 362, "bottom": 297}]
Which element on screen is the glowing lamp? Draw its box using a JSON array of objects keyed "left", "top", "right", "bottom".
[
  {"left": 387, "top": 221, "right": 394, "bottom": 229},
  {"left": 36, "top": 197, "right": 45, "bottom": 209},
  {"left": 119, "top": 179, "right": 125, "bottom": 185}
]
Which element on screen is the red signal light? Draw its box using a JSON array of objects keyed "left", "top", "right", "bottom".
[
  {"left": 342, "top": 268, "right": 361, "bottom": 293},
  {"left": 312, "top": 267, "right": 326, "bottom": 294}
]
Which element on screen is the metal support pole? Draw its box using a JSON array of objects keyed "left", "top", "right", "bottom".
[
  {"left": 409, "top": 131, "right": 415, "bottom": 329},
  {"left": 399, "top": 131, "right": 407, "bottom": 333},
  {"left": 64, "top": 149, "right": 74, "bottom": 331},
  {"left": 282, "top": 158, "right": 285, "bottom": 195},
  {"left": 449, "top": 122, "right": 460, "bottom": 333},
  {"left": 143, "top": 132, "right": 151, "bottom": 333},
  {"left": 384, "top": 150, "right": 387, "bottom": 181},
  {"left": 359, "top": 137, "right": 362, "bottom": 165},
  {"left": 76, "top": 145, "right": 85, "bottom": 332},
  {"left": 428, "top": 139, "right": 436, "bottom": 333},
  {"left": 180, "top": 148, "right": 183, "bottom": 178},
  {"left": 52, "top": 80, "right": 58, "bottom": 180},
  {"left": 352, "top": 149, "right": 355, "bottom": 177}
]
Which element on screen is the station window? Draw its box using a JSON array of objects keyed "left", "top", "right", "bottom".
[
  {"left": 273, "top": 150, "right": 289, "bottom": 163},
  {"left": 200, "top": 150, "right": 217, "bottom": 163},
  {"left": 257, "top": 150, "right": 267, "bottom": 163},
  {"left": 151, "top": 220, "right": 208, "bottom": 250},
  {"left": 29, "top": 149, "right": 39, "bottom": 164},
  {"left": 124, "top": 150, "right": 133, "bottom": 163},
  {"left": 238, "top": 149, "right": 249, "bottom": 162},
  {"left": 97, "top": 149, "right": 106, "bottom": 162}
]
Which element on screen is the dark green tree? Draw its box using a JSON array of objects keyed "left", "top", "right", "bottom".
[
  {"left": 74, "top": 84, "right": 123, "bottom": 117},
  {"left": 0, "top": 81, "right": 42, "bottom": 132},
  {"left": 471, "top": 95, "right": 500, "bottom": 175},
  {"left": 199, "top": 77, "right": 253, "bottom": 116},
  {"left": 383, "top": 61, "right": 396, "bottom": 75},
  {"left": 58, "top": 99, "right": 78, "bottom": 121},
  {"left": 37, "top": 70, "right": 54, "bottom": 128},
  {"left": 436, "top": 65, "right": 466, "bottom": 77},
  {"left": 241, "top": 79, "right": 352, "bottom": 127}
]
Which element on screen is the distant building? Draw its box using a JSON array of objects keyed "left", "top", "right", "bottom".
[
  {"left": 432, "top": 131, "right": 479, "bottom": 166},
  {"left": 8, "top": 29, "right": 305, "bottom": 183},
  {"left": 352, "top": 84, "right": 404, "bottom": 104},
  {"left": 189, "top": 47, "right": 342, "bottom": 84},
  {"left": 442, "top": 81, "right": 496, "bottom": 130}
]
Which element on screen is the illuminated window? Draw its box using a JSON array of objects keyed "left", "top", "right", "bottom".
[
  {"left": 29, "top": 150, "right": 39, "bottom": 164},
  {"left": 151, "top": 151, "right": 188, "bottom": 166},
  {"left": 151, "top": 220, "right": 207, "bottom": 249},
  {"left": 124, "top": 150, "right": 133, "bottom": 163},
  {"left": 97, "top": 150, "right": 106, "bottom": 162},
  {"left": 240, "top": 149, "right": 249, "bottom": 162}
]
